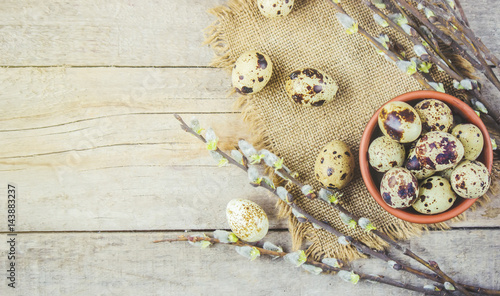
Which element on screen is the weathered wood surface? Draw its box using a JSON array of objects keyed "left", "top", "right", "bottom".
[
  {"left": 0, "top": 67, "right": 498, "bottom": 232},
  {"left": 1, "top": 230, "right": 498, "bottom": 295},
  {"left": 0, "top": 0, "right": 499, "bottom": 294},
  {"left": 0, "top": 0, "right": 226, "bottom": 66}
]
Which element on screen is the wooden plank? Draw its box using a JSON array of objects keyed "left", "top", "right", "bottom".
[
  {"left": 0, "top": 67, "right": 233, "bottom": 130},
  {"left": 0, "top": 0, "right": 497, "bottom": 67},
  {"left": 1, "top": 230, "right": 498, "bottom": 295},
  {"left": 0, "top": 0, "right": 226, "bottom": 66}
]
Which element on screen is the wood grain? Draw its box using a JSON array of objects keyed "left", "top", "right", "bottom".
[
  {"left": 1, "top": 230, "right": 498, "bottom": 295},
  {"left": 0, "top": 67, "right": 498, "bottom": 232},
  {"left": 0, "top": 0, "right": 226, "bottom": 66}
]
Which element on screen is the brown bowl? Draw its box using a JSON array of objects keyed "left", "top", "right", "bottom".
[{"left": 360, "top": 90, "right": 493, "bottom": 224}]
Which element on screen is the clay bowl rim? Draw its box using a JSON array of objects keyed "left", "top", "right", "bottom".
[{"left": 359, "top": 90, "right": 493, "bottom": 224}]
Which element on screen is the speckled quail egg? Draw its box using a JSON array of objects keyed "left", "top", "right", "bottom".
[
  {"left": 285, "top": 68, "right": 338, "bottom": 107},
  {"left": 405, "top": 144, "right": 436, "bottom": 180},
  {"left": 380, "top": 167, "right": 419, "bottom": 209},
  {"left": 450, "top": 160, "right": 491, "bottom": 199},
  {"left": 451, "top": 124, "right": 484, "bottom": 160},
  {"left": 378, "top": 101, "right": 422, "bottom": 143},
  {"left": 314, "top": 140, "right": 355, "bottom": 189},
  {"left": 438, "top": 165, "right": 457, "bottom": 181},
  {"left": 412, "top": 176, "right": 457, "bottom": 214},
  {"left": 414, "top": 99, "right": 454, "bottom": 132},
  {"left": 257, "top": 0, "right": 294, "bottom": 18},
  {"left": 415, "top": 131, "right": 464, "bottom": 171},
  {"left": 226, "top": 199, "right": 269, "bottom": 242},
  {"left": 232, "top": 50, "right": 273, "bottom": 95},
  {"left": 368, "top": 136, "right": 405, "bottom": 172}
]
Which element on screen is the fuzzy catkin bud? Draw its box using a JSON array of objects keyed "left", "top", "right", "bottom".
[
  {"left": 231, "top": 150, "right": 244, "bottom": 164},
  {"left": 338, "top": 236, "right": 352, "bottom": 246},
  {"left": 238, "top": 140, "right": 258, "bottom": 158}
]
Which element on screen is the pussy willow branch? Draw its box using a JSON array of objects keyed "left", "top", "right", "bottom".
[
  {"left": 385, "top": 0, "right": 460, "bottom": 74},
  {"left": 392, "top": 0, "right": 477, "bottom": 64},
  {"left": 396, "top": 0, "right": 500, "bottom": 95},
  {"left": 175, "top": 114, "right": 500, "bottom": 295},
  {"left": 277, "top": 168, "right": 471, "bottom": 296},
  {"left": 324, "top": 0, "right": 435, "bottom": 91},
  {"left": 363, "top": 1, "right": 500, "bottom": 128},
  {"left": 425, "top": 0, "right": 498, "bottom": 67},
  {"left": 452, "top": 0, "right": 469, "bottom": 27},
  {"left": 157, "top": 235, "right": 445, "bottom": 295}
]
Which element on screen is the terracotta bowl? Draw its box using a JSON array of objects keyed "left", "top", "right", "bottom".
[{"left": 359, "top": 90, "right": 493, "bottom": 224}]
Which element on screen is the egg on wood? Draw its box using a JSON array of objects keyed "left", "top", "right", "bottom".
[
  {"left": 368, "top": 136, "right": 405, "bottom": 172},
  {"left": 378, "top": 101, "right": 422, "bottom": 143},
  {"left": 451, "top": 123, "right": 484, "bottom": 161},
  {"left": 226, "top": 199, "right": 269, "bottom": 242},
  {"left": 405, "top": 144, "right": 435, "bottom": 180},
  {"left": 414, "top": 99, "right": 454, "bottom": 132},
  {"left": 450, "top": 160, "right": 491, "bottom": 199},
  {"left": 314, "top": 140, "right": 355, "bottom": 189},
  {"left": 415, "top": 131, "right": 464, "bottom": 171},
  {"left": 285, "top": 68, "right": 338, "bottom": 107},
  {"left": 412, "top": 176, "right": 456, "bottom": 214},
  {"left": 380, "top": 167, "right": 419, "bottom": 209},
  {"left": 232, "top": 50, "right": 273, "bottom": 95},
  {"left": 257, "top": 0, "right": 294, "bottom": 18}
]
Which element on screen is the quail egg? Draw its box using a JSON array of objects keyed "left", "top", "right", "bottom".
[
  {"left": 380, "top": 167, "right": 419, "bottom": 209},
  {"left": 368, "top": 136, "right": 405, "bottom": 172},
  {"left": 232, "top": 50, "right": 273, "bottom": 94},
  {"left": 378, "top": 101, "right": 422, "bottom": 143},
  {"left": 226, "top": 199, "right": 269, "bottom": 242},
  {"left": 314, "top": 140, "right": 355, "bottom": 189},
  {"left": 257, "top": 0, "right": 294, "bottom": 18},
  {"left": 412, "top": 176, "right": 457, "bottom": 214},
  {"left": 405, "top": 144, "right": 435, "bottom": 180},
  {"left": 414, "top": 99, "right": 453, "bottom": 132},
  {"left": 450, "top": 160, "right": 491, "bottom": 199},
  {"left": 415, "top": 131, "right": 464, "bottom": 171},
  {"left": 451, "top": 124, "right": 484, "bottom": 160},
  {"left": 438, "top": 165, "right": 457, "bottom": 181},
  {"left": 285, "top": 68, "right": 338, "bottom": 107}
]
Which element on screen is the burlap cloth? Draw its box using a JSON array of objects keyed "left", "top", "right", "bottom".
[{"left": 205, "top": 0, "right": 491, "bottom": 261}]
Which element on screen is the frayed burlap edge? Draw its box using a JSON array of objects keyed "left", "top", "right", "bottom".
[{"left": 204, "top": 0, "right": 498, "bottom": 262}]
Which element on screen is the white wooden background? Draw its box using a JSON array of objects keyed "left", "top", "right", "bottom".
[{"left": 0, "top": 0, "right": 499, "bottom": 295}]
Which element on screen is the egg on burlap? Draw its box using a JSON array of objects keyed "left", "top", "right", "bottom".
[
  {"left": 257, "top": 0, "right": 294, "bottom": 18},
  {"left": 285, "top": 68, "right": 338, "bottom": 107},
  {"left": 232, "top": 50, "right": 273, "bottom": 95},
  {"left": 314, "top": 140, "right": 355, "bottom": 190}
]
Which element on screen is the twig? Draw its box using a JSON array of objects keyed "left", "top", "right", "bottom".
[
  {"left": 324, "top": 0, "right": 435, "bottom": 91},
  {"left": 439, "top": 0, "right": 497, "bottom": 67},
  {"left": 453, "top": 0, "right": 469, "bottom": 27},
  {"left": 386, "top": 0, "right": 460, "bottom": 74},
  {"left": 175, "top": 114, "right": 500, "bottom": 295},
  {"left": 394, "top": 0, "right": 481, "bottom": 70},
  {"left": 158, "top": 234, "right": 445, "bottom": 295},
  {"left": 403, "top": 249, "right": 472, "bottom": 296},
  {"left": 415, "top": 0, "right": 500, "bottom": 89},
  {"left": 174, "top": 114, "right": 247, "bottom": 171}
]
